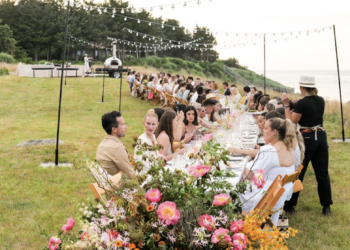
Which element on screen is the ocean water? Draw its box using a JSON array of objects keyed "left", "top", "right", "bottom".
[{"left": 253, "top": 70, "right": 350, "bottom": 102}]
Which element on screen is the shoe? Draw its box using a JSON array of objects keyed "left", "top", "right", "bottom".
[
  {"left": 322, "top": 205, "right": 331, "bottom": 216},
  {"left": 284, "top": 206, "right": 295, "bottom": 214}
]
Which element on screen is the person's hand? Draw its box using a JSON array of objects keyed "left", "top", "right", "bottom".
[
  {"left": 195, "top": 124, "right": 203, "bottom": 131},
  {"left": 184, "top": 134, "right": 192, "bottom": 143},
  {"left": 281, "top": 93, "right": 290, "bottom": 106},
  {"left": 228, "top": 146, "right": 241, "bottom": 155},
  {"left": 255, "top": 145, "right": 260, "bottom": 150},
  {"left": 177, "top": 111, "right": 184, "bottom": 122},
  {"left": 248, "top": 95, "right": 253, "bottom": 101},
  {"left": 176, "top": 148, "right": 185, "bottom": 155}
]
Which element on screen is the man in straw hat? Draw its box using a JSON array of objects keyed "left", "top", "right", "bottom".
[{"left": 282, "top": 76, "right": 332, "bottom": 216}]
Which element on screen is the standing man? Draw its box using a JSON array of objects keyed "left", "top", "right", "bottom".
[
  {"left": 96, "top": 111, "right": 135, "bottom": 179},
  {"left": 129, "top": 71, "right": 135, "bottom": 94},
  {"left": 223, "top": 82, "right": 231, "bottom": 96}
]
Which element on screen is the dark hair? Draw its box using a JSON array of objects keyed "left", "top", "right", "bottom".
[
  {"left": 177, "top": 79, "right": 182, "bottom": 84},
  {"left": 260, "top": 96, "right": 271, "bottom": 102},
  {"left": 259, "top": 100, "right": 268, "bottom": 109},
  {"left": 149, "top": 76, "right": 154, "bottom": 82},
  {"left": 141, "top": 74, "right": 148, "bottom": 83},
  {"left": 132, "top": 71, "right": 136, "bottom": 74},
  {"left": 275, "top": 108, "right": 285, "bottom": 118},
  {"left": 243, "top": 86, "right": 251, "bottom": 92},
  {"left": 253, "top": 93, "right": 261, "bottom": 103},
  {"left": 256, "top": 95, "right": 264, "bottom": 110},
  {"left": 231, "top": 84, "right": 237, "bottom": 88},
  {"left": 176, "top": 74, "right": 180, "bottom": 78},
  {"left": 102, "top": 111, "right": 122, "bottom": 135},
  {"left": 205, "top": 89, "right": 211, "bottom": 94},
  {"left": 277, "top": 101, "right": 283, "bottom": 105},
  {"left": 167, "top": 73, "right": 171, "bottom": 78},
  {"left": 155, "top": 110, "right": 177, "bottom": 153},
  {"left": 174, "top": 104, "right": 186, "bottom": 113},
  {"left": 258, "top": 91, "right": 263, "bottom": 95},
  {"left": 187, "top": 76, "right": 194, "bottom": 81},
  {"left": 154, "top": 108, "right": 165, "bottom": 122},
  {"left": 197, "top": 86, "right": 204, "bottom": 95},
  {"left": 265, "top": 110, "right": 283, "bottom": 120},
  {"left": 186, "top": 83, "right": 192, "bottom": 90},
  {"left": 260, "top": 112, "right": 267, "bottom": 117},
  {"left": 203, "top": 99, "right": 217, "bottom": 107},
  {"left": 223, "top": 82, "right": 229, "bottom": 87},
  {"left": 184, "top": 106, "right": 199, "bottom": 126},
  {"left": 273, "top": 96, "right": 282, "bottom": 102},
  {"left": 251, "top": 87, "right": 257, "bottom": 91}
]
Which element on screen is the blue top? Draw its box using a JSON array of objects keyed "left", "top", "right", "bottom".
[
  {"left": 129, "top": 75, "right": 135, "bottom": 84},
  {"left": 178, "top": 89, "right": 183, "bottom": 98}
]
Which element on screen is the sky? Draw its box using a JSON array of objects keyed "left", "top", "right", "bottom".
[{"left": 110, "top": 0, "right": 350, "bottom": 71}]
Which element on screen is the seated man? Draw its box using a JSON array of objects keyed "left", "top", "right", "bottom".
[{"left": 96, "top": 111, "right": 135, "bottom": 179}]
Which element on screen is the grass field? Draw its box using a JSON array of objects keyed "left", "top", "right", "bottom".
[{"left": 0, "top": 73, "right": 349, "bottom": 249}]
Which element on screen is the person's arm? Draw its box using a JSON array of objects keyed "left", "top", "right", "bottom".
[
  {"left": 282, "top": 93, "right": 302, "bottom": 123},
  {"left": 174, "top": 111, "right": 184, "bottom": 141},
  {"left": 198, "top": 117, "right": 212, "bottom": 129},
  {"left": 157, "top": 134, "right": 184, "bottom": 161},
  {"left": 107, "top": 145, "right": 135, "bottom": 179},
  {"left": 228, "top": 147, "right": 258, "bottom": 157}
]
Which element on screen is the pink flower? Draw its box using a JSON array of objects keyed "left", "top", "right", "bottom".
[
  {"left": 230, "top": 220, "right": 244, "bottom": 233},
  {"left": 61, "top": 217, "right": 75, "bottom": 233},
  {"left": 213, "top": 194, "right": 232, "bottom": 206},
  {"left": 188, "top": 165, "right": 211, "bottom": 177},
  {"left": 211, "top": 228, "right": 232, "bottom": 244},
  {"left": 157, "top": 201, "right": 181, "bottom": 225},
  {"left": 80, "top": 232, "right": 89, "bottom": 240},
  {"left": 252, "top": 169, "right": 266, "bottom": 189},
  {"left": 232, "top": 233, "right": 247, "bottom": 250},
  {"left": 145, "top": 189, "right": 162, "bottom": 202},
  {"left": 198, "top": 214, "right": 216, "bottom": 232},
  {"left": 202, "top": 134, "right": 213, "bottom": 142},
  {"left": 48, "top": 236, "right": 61, "bottom": 250}
]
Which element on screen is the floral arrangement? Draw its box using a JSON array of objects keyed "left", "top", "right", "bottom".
[{"left": 41, "top": 140, "right": 297, "bottom": 249}]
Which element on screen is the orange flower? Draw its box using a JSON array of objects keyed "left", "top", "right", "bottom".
[
  {"left": 158, "top": 241, "right": 166, "bottom": 247},
  {"left": 153, "top": 234, "right": 161, "bottom": 242},
  {"left": 115, "top": 241, "right": 123, "bottom": 247},
  {"left": 129, "top": 243, "right": 136, "bottom": 249},
  {"left": 135, "top": 249, "right": 140, "bottom": 250},
  {"left": 146, "top": 205, "right": 154, "bottom": 212}
]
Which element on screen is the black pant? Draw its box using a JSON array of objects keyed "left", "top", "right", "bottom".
[{"left": 285, "top": 130, "right": 333, "bottom": 207}]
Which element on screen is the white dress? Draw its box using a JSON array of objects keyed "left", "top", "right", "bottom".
[
  {"left": 134, "top": 133, "right": 160, "bottom": 175},
  {"left": 84, "top": 56, "right": 90, "bottom": 72},
  {"left": 239, "top": 145, "right": 295, "bottom": 226}
]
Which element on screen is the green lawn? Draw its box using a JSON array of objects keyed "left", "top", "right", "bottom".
[{"left": 0, "top": 75, "right": 349, "bottom": 249}]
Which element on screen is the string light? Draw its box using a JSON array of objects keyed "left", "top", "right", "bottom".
[
  {"left": 121, "top": 8, "right": 124, "bottom": 13},
  {"left": 173, "top": 26, "right": 175, "bottom": 30},
  {"left": 149, "top": 22, "right": 151, "bottom": 26},
  {"left": 124, "top": 17, "right": 127, "bottom": 21},
  {"left": 197, "top": 0, "right": 201, "bottom": 5},
  {"left": 137, "top": 19, "right": 140, "bottom": 23},
  {"left": 184, "top": 2, "right": 187, "bottom": 8},
  {"left": 171, "top": 4, "right": 175, "bottom": 10}
]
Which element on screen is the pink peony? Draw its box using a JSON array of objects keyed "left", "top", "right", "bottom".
[
  {"left": 80, "top": 232, "right": 89, "bottom": 240},
  {"left": 211, "top": 228, "right": 232, "bottom": 244},
  {"left": 252, "top": 169, "right": 266, "bottom": 189},
  {"left": 48, "top": 236, "right": 61, "bottom": 250},
  {"left": 61, "top": 217, "right": 75, "bottom": 233},
  {"left": 157, "top": 201, "right": 181, "bottom": 225},
  {"left": 187, "top": 165, "right": 211, "bottom": 177},
  {"left": 198, "top": 214, "right": 216, "bottom": 232},
  {"left": 145, "top": 189, "right": 162, "bottom": 202},
  {"left": 202, "top": 134, "right": 213, "bottom": 142},
  {"left": 230, "top": 220, "right": 244, "bottom": 233},
  {"left": 232, "top": 233, "right": 247, "bottom": 250},
  {"left": 213, "top": 194, "right": 232, "bottom": 206}
]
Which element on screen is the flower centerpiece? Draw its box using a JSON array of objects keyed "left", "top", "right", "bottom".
[{"left": 41, "top": 139, "right": 297, "bottom": 249}]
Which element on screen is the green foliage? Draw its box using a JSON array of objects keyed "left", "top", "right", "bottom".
[
  {"left": 0, "top": 52, "right": 15, "bottom": 63},
  {"left": 0, "top": 20, "right": 17, "bottom": 54},
  {"left": 0, "top": 67, "right": 9, "bottom": 75},
  {"left": 168, "top": 57, "right": 188, "bottom": 69}
]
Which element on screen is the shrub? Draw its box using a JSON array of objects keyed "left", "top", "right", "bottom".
[
  {"left": 168, "top": 57, "right": 188, "bottom": 69},
  {"left": 0, "top": 67, "right": 9, "bottom": 76},
  {"left": 161, "top": 62, "right": 177, "bottom": 72},
  {"left": 0, "top": 53, "right": 15, "bottom": 63},
  {"left": 193, "top": 64, "right": 203, "bottom": 72},
  {"left": 38, "top": 60, "right": 46, "bottom": 64},
  {"left": 20, "top": 57, "right": 34, "bottom": 64}
]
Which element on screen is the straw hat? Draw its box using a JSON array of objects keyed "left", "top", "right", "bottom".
[
  {"left": 299, "top": 76, "right": 318, "bottom": 88},
  {"left": 206, "top": 93, "right": 219, "bottom": 100}
]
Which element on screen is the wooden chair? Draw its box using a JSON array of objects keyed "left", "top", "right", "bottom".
[
  {"left": 89, "top": 171, "right": 123, "bottom": 205},
  {"left": 165, "top": 93, "right": 176, "bottom": 108},
  {"left": 281, "top": 170, "right": 301, "bottom": 187}
]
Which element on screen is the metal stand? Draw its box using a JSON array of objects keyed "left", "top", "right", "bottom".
[
  {"left": 64, "top": 35, "right": 71, "bottom": 86},
  {"left": 55, "top": 0, "right": 70, "bottom": 166},
  {"left": 264, "top": 35, "right": 266, "bottom": 95},
  {"left": 332, "top": 25, "right": 348, "bottom": 143},
  {"left": 102, "top": 68, "right": 105, "bottom": 102}
]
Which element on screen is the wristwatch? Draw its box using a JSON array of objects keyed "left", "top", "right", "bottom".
[{"left": 283, "top": 105, "right": 290, "bottom": 109}]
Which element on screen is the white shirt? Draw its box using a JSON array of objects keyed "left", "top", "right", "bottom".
[
  {"left": 190, "top": 92, "right": 198, "bottom": 103},
  {"left": 134, "top": 132, "right": 159, "bottom": 175}
]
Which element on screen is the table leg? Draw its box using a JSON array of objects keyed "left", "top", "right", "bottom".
[{"left": 33, "top": 70, "right": 35, "bottom": 78}]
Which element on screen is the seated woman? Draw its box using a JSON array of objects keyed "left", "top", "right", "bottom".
[
  {"left": 237, "top": 118, "right": 297, "bottom": 226},
  {"left": 230, "top": 87, "right": 242, "bottom": 103},
  {"left": 156, "top": 110, "right": 186, "bottom": 161},
  {"left": 133, "top": 73, "right": 142, "bottom": 97},
  {"left": 182, "top": 84, "right": 192, "bottom": 101},
  {"left": 211, "top": 82, "right": 220, "bottom": 94},
  {"left": 134, "top": 110, "right": 162, "bottom": 174},
  {"left": 182, "top": 106, "right": 202, "bottom": 142}
]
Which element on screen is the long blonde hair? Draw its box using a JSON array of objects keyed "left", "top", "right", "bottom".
[{"left": 269, "top": 118, "right": 297, "bottom": 150}]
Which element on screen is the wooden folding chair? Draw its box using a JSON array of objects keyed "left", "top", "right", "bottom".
[
  {"left": 281, "top": 170, "right": 301, "bottom": 187},
  {"left": 89, "top": 171, "right": 123, "bottom": 205},
  {"left": 165, "top": 93, "right": 176, "bottom": 108},
  {"left": 244, "top": 175, "right": 285, "bottom": 228}
]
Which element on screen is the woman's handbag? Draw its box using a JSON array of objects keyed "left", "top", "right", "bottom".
[
  {"left": 148, "top": 91, "right": 154, "bottom": 100},
  {"left": 293, "top": 179, "right": 303, "bottom": 193}
]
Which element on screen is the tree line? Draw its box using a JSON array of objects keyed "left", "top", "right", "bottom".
[{"left": 0, "top": 0, "right": 220, "bottom": 63}]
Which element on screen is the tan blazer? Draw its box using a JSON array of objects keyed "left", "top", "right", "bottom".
[{"left": 96, "top": 134, "right": 135, "bottom": 179}]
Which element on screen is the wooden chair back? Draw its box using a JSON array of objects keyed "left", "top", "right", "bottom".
[
  {"left": 254, "top": 175, "right": 285, "bottom": 220},
  {"left": 281, "top": 170, "right": 301, "bottom": 186},
  {"left": 89, "top": 171, "right": 123, "bottom": 205},
  {"left": 296, "top": 164, "right": 304, "bottom": 172}
]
